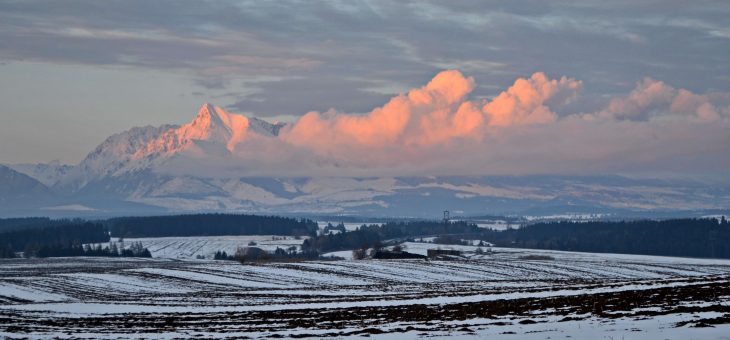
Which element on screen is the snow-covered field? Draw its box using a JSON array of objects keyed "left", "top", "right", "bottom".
[
  {"left": 91, "top": 235, "right": 306, "bottom": 259},
  {"left": 2, "top": 248, "right": 730, "bottom": 338}
]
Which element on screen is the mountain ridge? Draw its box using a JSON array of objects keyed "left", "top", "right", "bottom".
[{"left": 3, "top": 103, "right": 729, "bottom": 218}]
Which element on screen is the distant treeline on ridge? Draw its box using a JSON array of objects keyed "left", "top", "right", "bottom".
[
  {"left": 0, "top": 217, "right": 81, "bottom": 233},
  {"left": 303, "top": 218, "right": 730, "bottom": 259},
  {"left": 479, "top": 218, "right": 730, "bottom": 259},
  {"left": 106, "top": 214, "right": 318, "bottom": 238},
  {"left": 0, "top": 221, "right": 110, "bottom": 258}
]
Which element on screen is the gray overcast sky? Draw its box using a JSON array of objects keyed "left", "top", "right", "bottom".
[{"left": 0, "top": 0, "right": 729, "bottom": 164}]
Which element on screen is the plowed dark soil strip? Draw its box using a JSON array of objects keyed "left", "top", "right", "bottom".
[{"left": 2, "top": 278, "right": 729, "bottom": 337}]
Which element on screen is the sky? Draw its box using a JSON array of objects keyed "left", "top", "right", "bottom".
[{"left": 0, "top": 0, "right": 728, "bottom": 178}]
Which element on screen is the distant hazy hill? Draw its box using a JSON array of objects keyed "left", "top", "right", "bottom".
[{"left": 0, "top": 165, "right": 53, "bottom": 209}]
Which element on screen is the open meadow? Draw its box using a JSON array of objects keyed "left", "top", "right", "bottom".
[{"left": 2, "top": 247, "right": 730, "bottom": 339}]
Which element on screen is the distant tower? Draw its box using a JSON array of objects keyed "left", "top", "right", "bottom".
[{"left": 443, "top": 210, "right": 450, "bottom": 223}]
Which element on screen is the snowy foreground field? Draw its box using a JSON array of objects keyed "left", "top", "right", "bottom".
[{"left": 2, "top": 249, "right": 730, "bottom": 339}]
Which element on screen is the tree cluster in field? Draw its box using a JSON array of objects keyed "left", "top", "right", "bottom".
[
  {"left": 107, "top": 214, "right": 319, "bottom": 238},
  {"left": 302, "top": 220, "right": 479, "bottom": 254},
  {"left": 213, "top": 245, "right": 319, "bottom": 263},
  {"left": 0, "top": 221, "right": 109, "bottom": 258},
  {"left": 31, "top": 241, "right": 152, "bottom": 258},
  {"left": 478, "top": 217, "right": 730, "bottom": 258},
  {"left": 351, "top": 243, "right": 426, "bottom": 260},
  {"left": 322, "top": 223, "right": 347, "bottom": 234}
]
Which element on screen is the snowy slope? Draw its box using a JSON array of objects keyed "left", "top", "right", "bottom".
[
  {"left": 7, "top": 161, "right": 72, "bottom": 187},
  {"left": 56, "top": 103, "right": 283, "bottom": 191},
  {"left": 0, "top": 165, "right": 52, "bottom": 205}
]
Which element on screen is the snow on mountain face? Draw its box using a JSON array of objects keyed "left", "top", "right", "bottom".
[
  {"left": 6, "top": 102, "right": 728, "bottom": 217},
  {"left": 174, "top": 103, "right": 251, "bottom": 152},
  {"left": 171, "top": 103, "right": 283, "bottom": 151},
  {"left": 59, "top": 103, "right": 282, "bottom": 191},
  {"left": 58, "top": 124, "right": 177, "bottom": 190},
  {"left": 249, "top": 117, "right": 286, "bottom": 136},
  {"left": 0, "top": 165, "right": 52, "bottom": 204},
  {"left": 8, "top": 161, "right": 72, "bottom": 187}
]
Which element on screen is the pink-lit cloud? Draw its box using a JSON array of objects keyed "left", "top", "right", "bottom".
[
  {"left": 282, "top": 70, "right": 582, "bottom": 150},
  {"left": 158, "top": 70, "right": 730, "bottom": 178},
  {"left": 595, "top": 78, "right": 730, "bottom": 122},
  {"left": 483, "top": 72, "right": 582, "bottom": 126}
]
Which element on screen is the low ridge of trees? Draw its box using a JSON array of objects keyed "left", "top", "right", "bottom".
[
  {"left": 0, "top": 220, "right": 153, "bottom": 258},
  {"left": 478, "top": 218, "right": 730, "bottom": 258},
  {"left": 469, "top": 218, "right": 730, "bottom": 259},
  {"left": 0, "top": 221, "right": 110, "bottom": 258},
  {"left": 0, "top": 217, "right": 86, "bottom": 232},
  {"left": 107, "top": 214, "right": 318, "bottom": 238},
  {"left": 0, "top": 243, "right": 14, "bottom": 258},
  {"left": 303, "top": 218, "right": 730, "bottom": 260},
  {"left": 33, "top": 241, "right": 152, "bottom": 258}
]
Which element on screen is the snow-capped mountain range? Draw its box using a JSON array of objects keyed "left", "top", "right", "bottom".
[{"left": 2, "top": 104, "right": 729, "bottom": 218}]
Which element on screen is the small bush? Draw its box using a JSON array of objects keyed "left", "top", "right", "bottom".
[{"left": 352, "top": 248, "right": 367, "bottom": 260}]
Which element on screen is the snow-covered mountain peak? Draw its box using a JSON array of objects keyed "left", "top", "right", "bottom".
[
  {"left": 179, "top": 103, "right": 284, "bottom": 145},
  {"left": 56, "top": 103, "right": 286, "bottom": 190},
  {"left": 174, "top": 102, "right": 286, "bottom": 152},
  {"left": 192, "top": 103, "right": 230, "bottom": 131}
]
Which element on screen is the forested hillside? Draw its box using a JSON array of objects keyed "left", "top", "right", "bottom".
[
  {"left": 0, "top": 221, "right": 109, "bottom": 257},
  {"left": 480, "top": 218, "right": 730, "bottom": 258},
  {"left": 106, "top": 214, "right": 318, "bottom": 238}
]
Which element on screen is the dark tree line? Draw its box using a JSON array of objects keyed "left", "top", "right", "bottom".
[
  {"left": 303, "top": 227, "right": 381, "bottom": 254},
  {"left": 0, "top": 220, "right": 151, "bottom": 258},
  {"left": 478, "top": 218, "right": 730, "bottom": 258},
  {"left": 0, "top": 243, "right": 14, "bottom": 258},
  {"left": 32, "top": 241, "right": 152, "bottom": 258},
  {"left": 302, "top": 218, "right": 730, "bottom": 259},
  {"left": 107, "top": 214, "right": 318, "bottom": 238},
  {"left": 0, "top": 217, "right": 86, "bottom": 232},
  {"left": 0, "top": 221, "right": 110, "bottom": 258}
]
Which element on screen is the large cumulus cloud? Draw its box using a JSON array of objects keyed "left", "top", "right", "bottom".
[
  {"left": 595, "top": 78, "right": 730, "bottom": 122},
  {"left": 163, "top": 70, "right": 730, "bottom": 178},
  {"left": 281, "top": 70, "right": 582, "bottom": 149}
]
